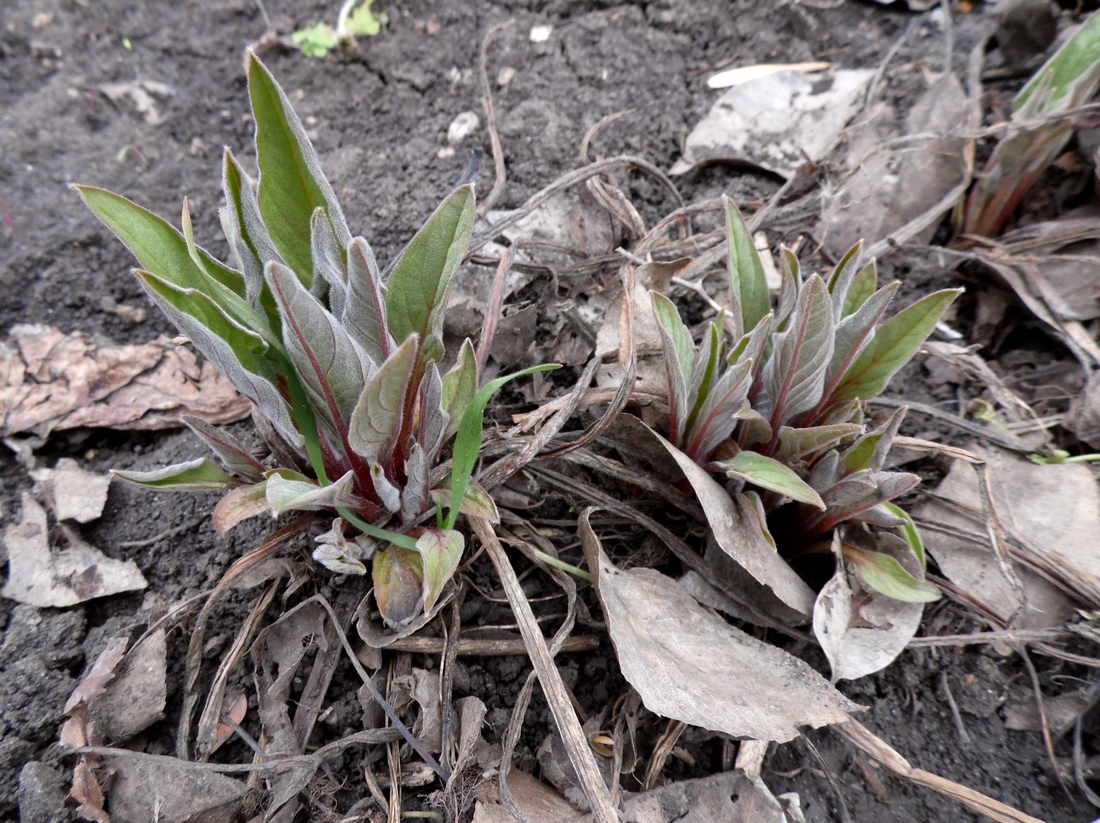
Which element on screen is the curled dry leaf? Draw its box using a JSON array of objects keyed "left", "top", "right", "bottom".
[
  {"left": 391, "top": 668, "right": 444, "bottom": 753},
  {"left": 580, "top": 510, "right": 858, "bottom": 743},
  {"left": 0, "top": 324, "right": 249, "bottom": 439},
  {"left": 813, "top": 535, "right": 926, "bottom": 682},
  {"left": 671, "top": 69, "right": 874, "bottom": 177},
  {"left": 2, "top": 493, "right": 147, "bottom": 608}
]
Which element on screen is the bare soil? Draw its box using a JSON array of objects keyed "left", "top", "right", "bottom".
[{"left": 0, "top": 1, "right": 1093, "bottom": 821}]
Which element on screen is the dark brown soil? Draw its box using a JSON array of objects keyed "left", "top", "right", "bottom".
[{"left": 1, "top": 1, "right": 1093, "bottom": 821}]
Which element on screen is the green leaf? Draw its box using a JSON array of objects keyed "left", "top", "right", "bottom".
[
  {"left": 345, "top": 1, "right": 385, "bottom": 35},
  {"left": 878, "top": 501, "right": 926, "bottom": 569},
  {"left": 133, "top": 270, "right": 302, "bottom": 450},
  {"left": 267, "top": 260, "right": 368, "bottom": 443},
  {"left": 221, "top": 149, "right": 283, "bottom": 317},
  {"left": 414, "top": 528, "right": 464, "bottom": 614},
  {"left": 682, "top": 358, "right": 753, "bottom": 462},
  {"left": 112, "top": 458, "right": 231, "bottom": 491},
  {"left": 344, "top": 236, "right": 392, "bottom": 364},
  {"left": 310, "top": 207, "right": 345, "bottom": 303},
  {"left": 843, "top": 544, "right": 940, "bottom": 603},
  {"left": 718, "top": 450, "right": 825, "bottom": 510},
  {"left": 182, "top": 415, "right": 265, "bottom": 481},
  {"left": 758, "top": 274, "right": 834, "bottom": 430},
  {"left": 74, "top": 186, "right": 262, "bottom": 332},
  {"left": 825, "top": 240, "right": 863, "bottom": 315},
  {"left": 348, "top": 334, "right": 418, "bottom": 463},
  {"left": 725, "top": 196, "right": 770, "bottom": 339},
  {"left": 841, "top": 261, "right": 878, "bottom": 319},
  {"left": 1015, "top": 12, "right": 1100, "bottom": 115},
  {"left": 213, "top": 481, "right": 270, "bottom": 534},
  {"left": 265, "top": 469, "right": 358, "bottom": 516},
  {"left": 776, "top": 424, "right": 862, "bottom": 463},
  {"left": 385, "top": 184, "right": 476, "bottom": 364},
  {"left": 829, "top": 289, "right": 961, "bottom": 405},
  {"left": 651, "top": 292, "right": 693, "bottom": 444},
  {"left": 441, "top": 339, "right": 479, "bottom": 439},
  {"left": 373, "top": 545, "right": 424, "bottom": 627},
  {"left": 841, "top": 407, "right": 906, "bottom": 473},
  {"left": 248, "top": 51, "right": 351, "bottom": 282},
  {"left": 445, "top": 363, "right": 560, "bottom": 530}
]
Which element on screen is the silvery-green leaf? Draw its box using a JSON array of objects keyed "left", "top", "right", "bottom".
[
  {"left": 266, "top": 260, "right": 368, "bottom": 443},
  {"left": 682, "top": 358, "right": 753, "bottom": 462},
  {"left": 401, "top": 443, "right": 429, "bottom": 523},
  {"left": 371, "top": 462, "right": 401, "bottom": 513},
  {"left": 718, "top": 450, "right": 825, "bottom": 509},
  {"left": 807, "top": 470, "right": 920, "bottom": 537},
  {"left": 685, "top": 322, "right": 723, "bottom": 429},
  {"left": 737, "top": 405, "right": 773, "bottom": 450},
  {"left": 825, "top": 241, "right": 864, "bottom": 320},
  {"left": 182, "top": 414, "right": 264, "bottom": 481},
  {"left": 213, "top": 480, "right": 270, "bottom": 534},
  {"left": 822, "top": 282, "right": 898, "bottom": 408},
  {"left": 441, "top": 339, "right": 478, "bottom": 439},
  {"left": 248, "top": 51, "right": 351, "bottom": 283},
  {"left": 757, "top": 274, "right": 834, "bottom": 428},
  {"left": 842, "top": 262, "right": 878, "bottom": 318},
  {"left": 310, "top": 207, "right": 345, "bottom": 305},
  {"left": 134, "top": 270, "right": 301, "bottom": 449},
  {"left": 807, "top": 450, "right": 841, "bottom": 493},
  {"left": 222, "top": 149, "right": 284, "bottom": 314},
  {"left": 419, "top": 363, "right": 447, "bottom": 460},
  {"left": 112, "top": 458, "right": 231, "bottom": 491},
  {"left": 829, "top": 289, "right": 961, "bottom": 406},
  {"left": 878, "top": 500, "right": 926, "bottom": 568},
  {"left": 775, "top": 247, "right": 799, "bottom": 329},
  {"left": 348, "top": 334, "right": 418, "bottom": 463},
  {"left": 313, "top": 543, "right": 367, "bottom": 576},
  {"left": 725, "top": 197, "right": 770, "bottom": 340},
  {"left": 841, "top": 407, "right": 906, "bottom": 473},
  {"left": 777, "top": 424, "right": 862, "bottom": 463},
  {"left": 651, "top": 292, "right": 692, "bottom": 444},
  {"left": 385, "top": 184, "right": 475, "bottom": 364},
  {"left": 265, "top": 469, "right": 357, "bottom": 516},
  {"left": 344, "top": 236, "right": 391, "bottom": 364},
  {"left": 843, "top": 544, "right": 940, "bottom": 603},
  {"left": 431, "top": 476, "right": 500, "bottom": 523},
  {"left": 414, "top": 527, "right": 464, "bottom": 614}
]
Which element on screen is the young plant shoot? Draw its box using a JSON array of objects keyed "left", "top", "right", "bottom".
[
  {"left": 651, "top": 198, "right": 958, "bottom": 602},
  {"left": 77, "top": 53, "right": 556, "bottom": 626}
]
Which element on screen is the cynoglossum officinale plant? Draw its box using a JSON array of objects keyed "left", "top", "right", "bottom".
[{"left": 77, "top": 52, "right": 556, "bottom": 625}]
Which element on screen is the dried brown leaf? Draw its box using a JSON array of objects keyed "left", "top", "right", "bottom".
[
  {"left": 30, "top": 458, "right": 112, "bottom": 523},
  {"left": 581, "top": 512, "right": 859, "bottom": 743},
  {"left": 0, "top": 324, "right": 250, "bottom": 438}
]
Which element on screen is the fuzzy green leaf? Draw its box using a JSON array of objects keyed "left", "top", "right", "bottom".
[
  {"left": 841, "top": 262, "right": 878, "bottom": 319},
  {"left": 759, "top": 274, "right": 834, "bottom": 429},
  {"left": 348, "top": 334, "right": 418, "bottom": 463},
  {"left": 265, "top": 469, "right": 358, "bottom": 516},
  {"left": 777, "top": 424, "right": 862, "bottom": 463},
  {"left": 414, "top": 528, "right": 464, "bottom": 614},
  {"left": 310, "top": 207, "right": 344, "bottom": 302},
  {"left": 1014, "top": 12, "right": 1100, "bottom": 115},
  {"left": 879, "top": 501, "right": 927, "bottom": 569},
  {"left": 843, "top": 544, "right": 941, "bottom": 603},
  {"left": 221, "top": 149, "right": 283, "bottom": 318},
  {"left": 825, "top": 241, "right": 864, "bottom": 317},
  {"left": 725, "top": 197, "right": 770, "bottom": 338},
  {"left": 445, "top": 363, "right": 560, "bottom": 530},
  {"left": 441, "top": 339, "right": 479, "bottom": 439},
  {"left": 248, "top": 51, "right": 351, "bottom": 282},
  {"left": 344, "top": 236, "right": 391, "bottom": 363},
  {"left": 112, "top": 458, "right": 231, "bottom": 491},
  {"left": 651, "top": 292, "right": 693, "bottom": 444},
  {"left": 267, "top": 260, "right": 368, "bottom": 443},
  {"left": 830, "top": 289, "right": 961, "bottom": 405},
  {"left": 182, "top": 415, "right": 264, "bottom": 482},
  {"left": 431, "top": 476, "right": 500, "bottom": 523},
  {"left": 385, "top": 184, "right": 475, "bottom": 364},
  {"left": 719, "top": 450, "right": 826, "bottom": 509}
]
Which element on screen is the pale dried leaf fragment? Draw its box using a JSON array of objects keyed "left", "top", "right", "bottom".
[
  {"left": 916, "top": 445, "right": 1100, "bottom": 627},
  {"left": 107, "top": 757, "right": 247, "bottom": 823},
  {"left": 672, "top": 69, "right": 874, "bottom": 177},
  {"left": 0, "top": 324, "right": 249, "bottom": 438},
  {"left": 2, "top": 494, "right": 147, "bottom": 607},
  {"left": 30, "top": 458, "right": 111, "bottom": 523},
  {"left": 622, "top": 770, "right": 788, "bottom": 823},
  {"left": 581, "top": 514, "right": 858, "bottom": 743},
  {"left": 88, "top": 630, "right": 168, "bottom": 741}
]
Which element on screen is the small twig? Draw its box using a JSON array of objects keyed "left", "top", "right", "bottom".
[
  {"left": 580, "top": 109, "right": 636, "bottom": 163},
  {"left": 383, "top": 633, "right": 599, "bottom": 655},
  {"left": 802, "top": 734, "right": 854, "bottom": 823},
  {"left": 477, "top": 21, "right": 512, "bottom": 216},
  {"left": 940, "top": 670, "right": 971, "bottom": 745},
  {"left": 219, "top": 713, "right": 267, "bottom": 759},
  {"left": 475, "top": 247, "right": 512, "bottom": 372},
  {"left": 119, "top": 514, "right": 206, "bottom": 548},
  {"left": 1016, "top": 642, "right": 1071, "bottom": 800}
]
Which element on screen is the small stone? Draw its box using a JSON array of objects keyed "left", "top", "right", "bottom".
[
  {"left": 437, "top": 146, "right": 456, "bottom": 160},
  {"left": 18, "top": 761, "right": 69, "bottom": 823},
  {"left": 497, "top": 66, "right": 516, "bottom": 88},
  {"left": 446, "top": 111, "right": 480, "bottom": 146},
  {"left": 529, "top": 24, "right": 553, "bottom": 43}
]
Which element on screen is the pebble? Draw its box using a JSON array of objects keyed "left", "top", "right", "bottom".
[
  {"left": 18, "top": 762, "right": 69, "bottom": 823},
  {"left": 446, "top": 111, "right": 480, "bottom": 146}
]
